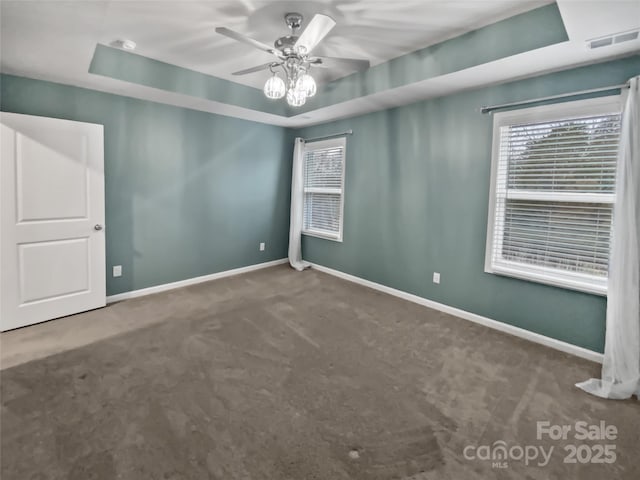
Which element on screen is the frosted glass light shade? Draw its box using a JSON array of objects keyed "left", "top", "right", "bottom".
[
  {"left": 263, "top": 74, "right": 286, "bottom": 99},
  {"left": 286, "top": 88, "right": 307, "bottom": 107},
  {"left": 295, "top": 73, "right": 317, "bottom": 97}
]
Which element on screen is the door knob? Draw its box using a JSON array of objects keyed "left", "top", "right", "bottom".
[{"left": 94, "top": 224, "right": 103, "bottom": 231}]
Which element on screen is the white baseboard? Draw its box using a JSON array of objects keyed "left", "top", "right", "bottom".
[
  {"left": 309, "top": 262, "right": 604, "bottom": 364},
  {"left": 107, "top": 258, "right": 288, "bottom": 303}
]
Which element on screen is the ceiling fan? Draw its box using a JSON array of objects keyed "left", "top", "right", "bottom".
[{"left": 215, "top": 13, "right": 370, "bottom": 107}]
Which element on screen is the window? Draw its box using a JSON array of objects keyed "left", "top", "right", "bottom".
[
  {"left": 485, "top": 96, "right": 622, "bottom": 295},
  {"left": 302, "top": 137, "right": 346, "bottom": 241}
]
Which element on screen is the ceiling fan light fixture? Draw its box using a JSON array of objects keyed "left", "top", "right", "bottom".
[
  {"left": 263, "top": 73, "right": 286, "bottom": 99},
  {"left": 296, "top": 73, "right": 317, "bottom": 98}
]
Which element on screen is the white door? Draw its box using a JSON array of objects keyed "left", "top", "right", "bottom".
[{"left": 0, "top": 112, "right": 105, "bottom": 331}]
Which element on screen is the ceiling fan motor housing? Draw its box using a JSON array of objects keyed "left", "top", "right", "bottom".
[{"left": 274, "top": 35, "right": 299, "bottom": 53}]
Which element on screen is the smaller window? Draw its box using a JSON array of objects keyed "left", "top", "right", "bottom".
[{"left": 302, "top": 137, "right": 346, "bottom": 241}]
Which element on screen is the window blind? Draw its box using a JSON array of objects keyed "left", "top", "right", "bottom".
[
  {"left": 303, "top": 140, "right": 345, "bottom": 240},
  {"left": 487, "top": 100, "right": 621, "bottom": 294}
]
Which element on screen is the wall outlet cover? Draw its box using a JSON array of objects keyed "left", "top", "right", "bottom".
[
  {"left": 259, "top": 242, "right": 265, "bottom": 251},
  {"left": 433, "top": 272, "right": 440, "bottom": 284},
  {"left": 113, "top": 265, "right": 122, "bottom": 277}
]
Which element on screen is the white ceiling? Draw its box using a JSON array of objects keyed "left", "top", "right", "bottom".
[
  {"left": 1, "top": 0, "right": 639, "bottom": 127},
  {"left": 558, "top": 0, "right": 640, "bottom": 42}
]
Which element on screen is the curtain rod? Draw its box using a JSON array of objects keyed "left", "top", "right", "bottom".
[
  {"left": 303, "top": 129, "right": 353, "bottom": 142},
  {"left": 480, "top": 83, "right": 630, "bottom": 114}
]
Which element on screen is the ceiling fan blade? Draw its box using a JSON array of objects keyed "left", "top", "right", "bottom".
[
  {"left": 294, "top": 14, "right": 336, "bottom": 54},
  {"left": 215, "top": 27, "right": 279, "bottom": 56},
  {"left": 231, "top": 62, "right": 278, "bottom": 75},
  {"left": 310, "top": 56, "right": 370, "bottom": 72},
  {"left": 232, "top": 63, "right": 278, "bottom": 76}
]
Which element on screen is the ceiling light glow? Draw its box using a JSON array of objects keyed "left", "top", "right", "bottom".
[
  {"left": 263, "top": 73, "right": 286, "bottom": 99},
  {"left": 286, "top": 87, "right": 307, "bottom": 107},
  {"left": 295, "top": 72, "right": 317, "bottom": 98}
]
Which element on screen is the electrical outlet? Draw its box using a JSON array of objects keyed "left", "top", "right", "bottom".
[
  {"left": 259, "top": 242, "right": 265, "bottom": 251},
  {"left": 113, "top": 265, "right": 122, "bottom": 277},
  {"left": 433, "top": 272, "right": 440, "bottom": 284}
]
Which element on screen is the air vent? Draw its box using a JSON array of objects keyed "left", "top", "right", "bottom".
[
  {"left": 614, "top": 31, "right": 640, "bottom": 43},
  {"left": 588, "top": 29, "right": 639, "bottom": 49}
]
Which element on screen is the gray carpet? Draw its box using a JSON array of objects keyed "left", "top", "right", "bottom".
[{"left": 1, "top": 265, "right": 639, "bottom": 479}]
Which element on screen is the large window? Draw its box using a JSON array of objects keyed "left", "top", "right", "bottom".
[
  {"left": 302, "top": 137, "right": 346, "bottom": 241},
  {"left": 485, "top": 96, "right": 622, "bottom": 295}
]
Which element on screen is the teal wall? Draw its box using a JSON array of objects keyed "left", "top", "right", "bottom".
[
  {"left": 297, "top": 56, "right": 640, "bottom": 353},
  {"left": 2, "top": 55, "right": 638, "bottom": 351},
  {"left": 1, "top": 74, "right": 293, "bottom": 296}
]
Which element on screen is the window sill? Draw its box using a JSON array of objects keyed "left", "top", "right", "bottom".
[
  {"left": 302, "top": 229, "right": 343, "bottom": 242},
  {"left": 486, "top": 262, "right": 607, "bottom": 296}
]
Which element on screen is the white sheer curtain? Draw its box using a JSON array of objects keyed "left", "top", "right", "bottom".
[
  {"left": 577, "top": 76, "right": 640, "bottom": 400},
  {"left": 288, "top": 137, "right": 308, "bottom": 271}
]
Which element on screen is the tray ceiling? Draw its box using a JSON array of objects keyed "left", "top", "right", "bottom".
[{"left": 1, "top": 1, "right": 639, "bottom": 127}]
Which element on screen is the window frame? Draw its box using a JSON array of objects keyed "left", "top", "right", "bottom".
[
  {"left": 484, "top": 95, "right": 622, "bottom": 296},
  {"left": 301, "top": 136, "right": 347, "bottom": 242}
]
